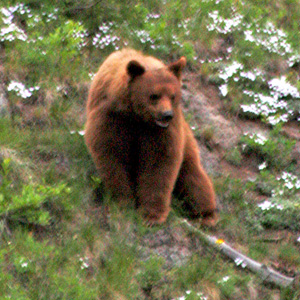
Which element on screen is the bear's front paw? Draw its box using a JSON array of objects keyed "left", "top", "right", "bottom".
[
  {"left": 201, "top": 210, "right": 219, "bottom": 227},
  {"left": 145, "top": 215, "right": 168, "bottom": 227},
  {"left": 138, "top": 206, "right": 170, "bottom": 226},
  {"left": 140, "top": 209, "right": 170, "bottom": 227}
]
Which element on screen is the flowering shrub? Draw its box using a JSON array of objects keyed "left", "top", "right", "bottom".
[
  {"left": 241, "top": 132, "right": 295, "bottom": 170},
  {"left": 243, "top": 22, "right": 292, "bottom": 56},
  {"left": 218, "top": 60, "right": 299, "bottom": 125},
  {"left": 1, "top": 4, "right": 88, "bottom": 85},
  {"left": 273, "top": 172, "right": 300, "bottom": 197},
  {"left": 207, "top": 10, "right": 243, "bottom": 34},
  {"left": 0, "top": 4, "right": 28, "bottom": 42},
  {"left": 92, "top": 22, "right": 121, "bottom": 51},
  {"left": 255, "top": 170, "right": 300, "bottom": 230},
  {"left": 241, "top": 77, "right": 300, "bottom": 125},
  {"left": 7, "top": 81, "right": 40, "bottom": 99},
  {"left": 203, "top": 3, "right": 300, "bottom": 126}
]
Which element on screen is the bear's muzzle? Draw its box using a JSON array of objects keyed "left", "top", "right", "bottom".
[{"left": 155, "top": 110, "right": 174, "bottom": 128}]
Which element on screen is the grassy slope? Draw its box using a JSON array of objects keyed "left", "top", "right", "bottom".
[{"left": 1, "top": 1, "right": 300, "bottom": 299}]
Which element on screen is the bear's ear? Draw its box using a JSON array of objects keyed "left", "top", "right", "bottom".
[
  {"left": 127, "top": 60, "right": 145, "bottom": 79},
  {"left": 168, "top": 57, "right": 186, "bottom": 79}
]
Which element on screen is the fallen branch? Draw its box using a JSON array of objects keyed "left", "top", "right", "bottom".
[{"left": 178, "top": 218, "right": 295, "bottom": 288}]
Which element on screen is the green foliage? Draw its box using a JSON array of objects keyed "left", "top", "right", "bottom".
[
  {"left": 13, "top": 20, "right": 87, "bottom": 84},
  {"left": 215, "top": 176, "right": 252, "bottom": 211},
  {"left": 0, "top": 158, "right": 71, "bottom": 228},
  {"left": 225, "top": 146, "right": 243, "bottom": 166},
  {"left": 278, "top": 243, "right": 300, "bottom": 266},
  {"left": 174, "top": 254, "right": 220, "bottom": 288},
  {"left": 241, "top": 131, "right": 296, "bottom": 170},
  {"left": 254, "top": 169, "right": 300, "bottom": 230},
  {"left": 0, "top": 229, "right": 99, "bottom": 300},
  {"left": 97, "top": 238, "right": 141, "bottom": 299},
  {"left": 137, "top": 256, "right": 165, "bottom": 292},
  {"left": 217, "top": 273, "right": 250, "bottom": 299},
  {"left": 255, "top": 197, "right": 300, "bottom": 230}
]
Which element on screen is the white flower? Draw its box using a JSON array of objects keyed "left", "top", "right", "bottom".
[
  {"left": 234, "top": 258, "right": 247, "bottom": 268},
  {"left": 70, "top": 130, "right": 85, "bottom": 136},
  {"left": 218, "top": 275, "right": 230, "bottom": 284},
  {"left": 258, "top": 162, "right": 267, "bottom": 170},
  {"left": 219, "top": 61, "right": 243, "bottom": 81},
  {"left": 269, "top": 76, "right": 300, "bottom": 99},
  {"left": 285, "top": 181, "right": 294, "bottom": 190},
  {"left": 244, "top": 30, "right": 255, "bottom": 42},
  {"left": 254, "top": 134, "right": 264, "bottom": 144},
  {"left": 258, "top": 200, "right": 272, "bottom": 210},
  {"left": 207, "top": 10, "right": 243, "bottom": 34},
  {"left": 0, "top": 6, "right": 29, "bottom": 42},
  {"left": 79, "top": 257, "right": 89, "bottom": 269},
  {"left": 89, "top": 73, "right": 96, "bottom": 80},
  {"left": 7, "top": 81, "right": 39, "bottom": 99},
  {"left": 219, "top": 84, "right": 228, "bottom": 96},
  {"left": 241, "top": 81, "right": 296, "bottom": 125},
  {"left": 240, "top": 71, "right": 256, "bottom": 81},
  {"left": 18, "top": 257, "right": 29, "bottom": 268},
  {"left": 244, "top": 22, "right": 292, "bottom": 56}
]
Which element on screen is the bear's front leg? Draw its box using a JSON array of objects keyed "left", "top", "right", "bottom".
[
  {"left": 94, "top": 154, "right": 135, "bottom": 207},
  {"left": 85, "top": 112, "right": 135, "bottom": 206},
  {"left": 135, "top": 134, "right": 182, "bottom": 225},
  {"left": 175, "top": 127, "right": 218, "bottom": 226},
  {"left": 136, "top": 170, "right": 178, "bottom": 225}
]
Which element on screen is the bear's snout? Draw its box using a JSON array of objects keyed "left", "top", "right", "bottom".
[
  {"left": 160, "top": 110, "right": 174, "bottom": 122},
  {"left": 155, "top": 110, "right": 174, "bottom": 128}
]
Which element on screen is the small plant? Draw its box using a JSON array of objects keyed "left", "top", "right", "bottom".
[
  {"left": 225, "top": 147, "right": 242, "bottom": 166},
  {"left": 137, "top": 256, "right": 165, "bottom": 296},
  {"left": 217, "top": 273, "right": 250, "bottom": 299},
  {"left": 173, "top": 289, "right": 208, "bottom": 300},
  {"left": 200, "top": 125, "right": 215, "bottom": 142},
  {"left": 278, "top": 243, "right": 300, "bottom": 267},
  {"left": 0, "top": 158, "right": 71, "bottom": 230}
]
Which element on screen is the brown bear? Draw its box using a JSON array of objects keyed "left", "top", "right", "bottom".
[{"left": 85, "top": 49, "right": 218, "bottom": 226}]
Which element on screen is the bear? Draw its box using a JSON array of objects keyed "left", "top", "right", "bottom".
[{"left": 85, "top": 49, "right": 218, "bottom": 226}]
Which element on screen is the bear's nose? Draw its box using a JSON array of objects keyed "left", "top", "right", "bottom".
[{"left": 160, "top": 110, "right": 174, "bottom": 122}]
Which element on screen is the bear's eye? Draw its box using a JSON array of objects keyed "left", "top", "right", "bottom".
[
  {"left": 171, "top": 94, "right": 176, "bottom": 101},
  {"left": 150, "top": 94, "right": 160, "bottom": 102}
]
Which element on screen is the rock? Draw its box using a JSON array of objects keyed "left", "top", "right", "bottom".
[
  {"left": 0, "top": 86, "right": 8, "bottom": 116},
  {"left": 0, "top": 46, "right": 8, "bottom": 116}
]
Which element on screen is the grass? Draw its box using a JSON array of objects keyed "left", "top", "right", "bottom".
[
  {"left": 1, "top": 0, "right": 300, "bottom": 299},
  {"left": 1, "top": 153, "right": 300, "bottom": 299}
]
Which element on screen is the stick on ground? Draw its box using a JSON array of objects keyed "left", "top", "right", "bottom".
[{"left": 178, "top": 218, "right": 295, "bottom": 288}]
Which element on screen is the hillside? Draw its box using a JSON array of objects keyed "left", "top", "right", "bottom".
[{"left": 0, "top": 1, "right": 300, "bottom": 299}]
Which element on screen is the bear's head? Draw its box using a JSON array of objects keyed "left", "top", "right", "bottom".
[{"left": 127, "top": 57, "right": 186, "bottom": 128}]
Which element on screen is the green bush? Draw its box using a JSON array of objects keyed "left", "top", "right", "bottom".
[
  {"left": 256, "top": 198, "right": 300, "bottom": 230},
  {"left": 241, "top": 131, "right": 296, "bottom": 170},
  {"left": 0, "top": 158, "right": 71, "bottom": 229}
]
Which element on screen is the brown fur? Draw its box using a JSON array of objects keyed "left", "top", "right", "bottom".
[{"left": 85, "top": 49, "right": 218, "bottom": 225}]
